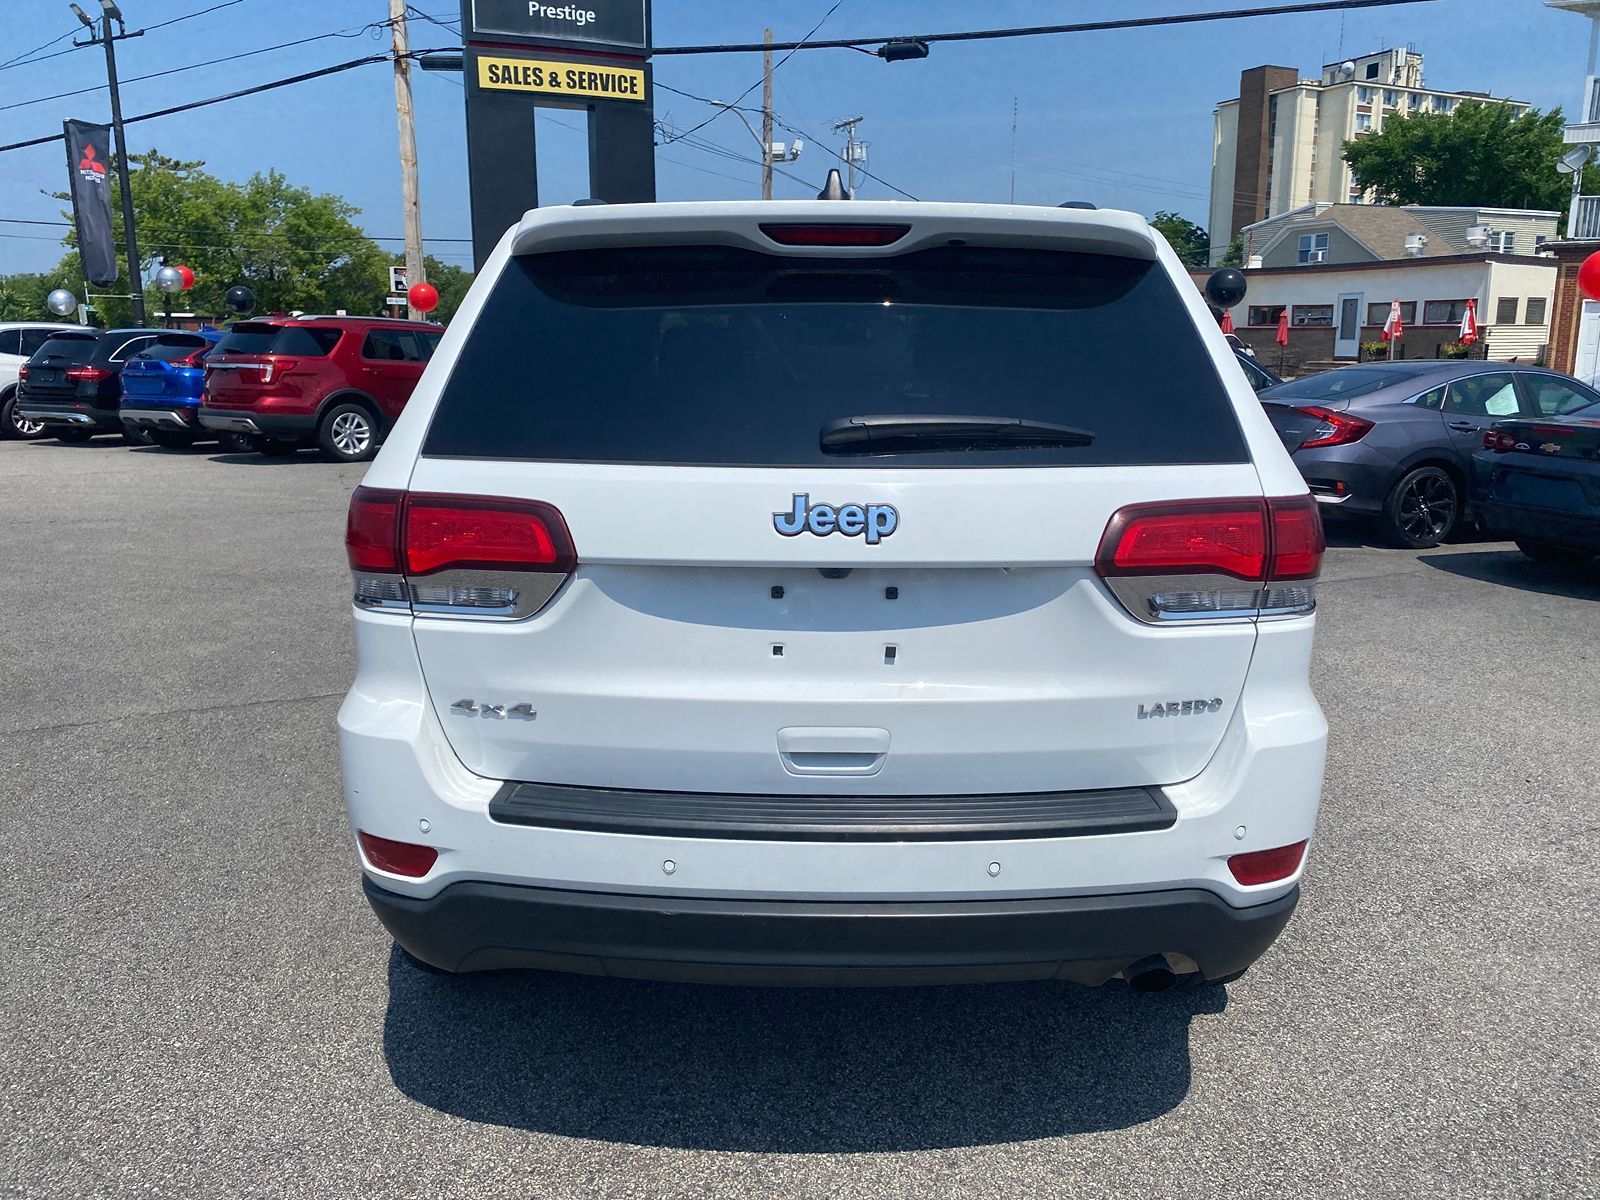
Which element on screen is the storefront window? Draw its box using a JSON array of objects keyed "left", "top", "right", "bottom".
[{"left": 1292, "top": 305, "right": 1335, "bottom": 327}]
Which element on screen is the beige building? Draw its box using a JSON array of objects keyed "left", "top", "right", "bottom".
[
  {"left": 1208, "top": 48, "right": 1530, "bottom": 265},
  {"left": 1239, "top": 204, "right": 1559, "bottom": 267}
]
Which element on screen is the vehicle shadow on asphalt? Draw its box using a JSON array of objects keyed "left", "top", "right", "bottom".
[
  {"left": 1420, "top": 549, "right": 1600, "bottom": 601},
  {"left": 381, "top": 951, "right": 1225, "bottom": 1151}
]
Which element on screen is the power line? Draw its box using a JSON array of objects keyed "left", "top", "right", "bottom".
[
  {"left": 0, "top": 21, "right": 395, "bottom": 115},
  {"left": 649, "top": 0, "right": 1436, "bottom": 55},
  {"left": 659, "top": 0, "right": 848, "bottom": 145},
  {"left": 0, "top": 51, "right": 464, "bottom": 155},
  {"left": 142, "top": 0, "right": 251, "bottom": 34},
  {"left": 0, "top": 26, "right": 82, "bottom": 71}
]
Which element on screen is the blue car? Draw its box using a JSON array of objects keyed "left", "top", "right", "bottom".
[{"left": 119, "top": 329, "right": 229, "bottom": 449}]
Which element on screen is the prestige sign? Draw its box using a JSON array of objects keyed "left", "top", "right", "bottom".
[
  {"left": 469, "top": 0, "right": 648, "bottom": 51},
  {"left": 477, "top": 55, "right": 645, "bottom": 101}
]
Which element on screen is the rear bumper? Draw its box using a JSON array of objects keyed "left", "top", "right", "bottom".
[
  {"left": 14, "top": 400, "right": 118, "bottom": 431},
  {"left": 197, "top": 407, "right": 315, "bottom": 440},
  {"left": 1480, "top": 500, "right": 1600, "bottom": 553},
  {"left": 120, "top": 403, "right": 199, "bottom": 430},
  {"left": 365, "top": 875, "right": 1300, "bottom": 985}
]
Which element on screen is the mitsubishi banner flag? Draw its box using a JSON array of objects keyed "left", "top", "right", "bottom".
[{"left": 63, "top": 120, "right": 118, "bottom": 286}]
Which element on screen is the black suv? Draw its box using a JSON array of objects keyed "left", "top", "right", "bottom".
[{"left": 15, "top": 327, "right": 185, "bottom": 443}]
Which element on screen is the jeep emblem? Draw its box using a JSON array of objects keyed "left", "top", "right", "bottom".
[{"left": 773, "top": 494, "right": 898, "bottom": 544}]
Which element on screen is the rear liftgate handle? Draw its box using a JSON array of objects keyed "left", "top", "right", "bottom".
[{"left": 776, "top": 727, "right": 891, "bottom": 777}]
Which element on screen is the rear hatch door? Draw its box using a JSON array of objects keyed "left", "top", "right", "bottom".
[
  {"left": 405, "top": 229, "right": 1268, "bottom": 795},
  {"left": 20, "top": 333, "right": 98, "bottom": 404}
]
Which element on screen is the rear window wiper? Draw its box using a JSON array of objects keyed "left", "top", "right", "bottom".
[{"left": 820, "top": 414, "right": 1095, "bottom": 455}]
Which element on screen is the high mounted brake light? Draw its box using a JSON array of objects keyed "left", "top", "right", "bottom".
[
  {"left": 345, "top": 486, "right": 576, "bottom": 620},
  {"left": 1094, "top": 495, "right": 1323, "bottom": 623},
  {"left": 759, "top": 223, "right": 911, "bottom": 247}
]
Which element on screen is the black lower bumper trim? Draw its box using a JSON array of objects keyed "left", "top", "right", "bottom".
[
  {"left": 364, "top": 877, "right": 1299, "bottom": 986},
  {"left": 1482, "top": 501, "right": 1600, "bottom": 553},
  {"left": 197, "top": 408, "right": 315, "bottom": 440},
  {"left": 490, "top": 780, "right": 1176, "bottom": 841}
]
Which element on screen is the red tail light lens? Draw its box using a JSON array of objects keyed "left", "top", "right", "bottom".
[
  {"left": 1096, "top": 495, "right": 1322, "bottom": 622},
  {"left": 65, "top": 365, "right": 111, "bottom": 383},
  {"left": 1295, "top": 406, "right": 1373, "bottom": 450},
  {"left": 346, "top": 486, "right": 403, "bottom": 573},
  {"left": 17, "top": 365, "right": 28, "bottom": 380},
  {"left": 175, "top": 349, "right": 210, "bottom": 367},
  {"left": 1228, "top": 839, "right": 1308, "bottom": 885},
  {"left": 1266, "top": 494, "right": 1325, "bottom": 581},
  {"left": 404, "top": 494, "right": 575, "bottom": 576},
  {"left": 345, "top": 488, "right": 576, "bottom": 619},
  {"left": 759, "top": 223, "right": 911, "bottom": 246},
  {"left": 357, "top": 831, "right": 438, "bottom": 878},
  {"left": 1482, "top": 429, "right": 1515, "bottom": 451},
  {"left": 1096, "top": 500, "right": 1267, "bottom": 581},
  {"left": 261, "top": 356, "right": 297, "bottom": 383}
]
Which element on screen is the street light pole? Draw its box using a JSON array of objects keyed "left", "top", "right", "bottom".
[
  {"left": 73, "top": 1, "right": 145, "bottom": 324},
  {"left": 389, "top": 0, "right": 426, "bottom": 321}
]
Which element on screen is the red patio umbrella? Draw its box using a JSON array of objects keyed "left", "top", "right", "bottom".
[
  {"left": 1275, "top": 309, "right": 1289, "bottom": 346},
  {"left": 1220, "top": 310, "right": 1235, "bottom": 334},
  {"left": 1459, "top": 298, "right": 1479, "bottom": 347}
]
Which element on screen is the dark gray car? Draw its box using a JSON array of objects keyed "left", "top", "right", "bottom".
[{"left": 1258, "top": 361, "right": 1600, "bottom": 547}]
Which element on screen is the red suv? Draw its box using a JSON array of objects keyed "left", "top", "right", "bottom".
[{"left": 198, "top": 316, "right": 442, "bottom": 462}]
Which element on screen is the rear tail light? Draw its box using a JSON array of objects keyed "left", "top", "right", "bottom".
[
  {"left": 1095, "top": 495, "right": 1324, "bottom": 623},
  {"left": 1293, "top": 406, "right": 1372, "bottom": 450},
  {"left": 260, "top": 357, "right": 297, "bottom": 383},
  {"left": 759, "top": 223, "right": 911, "bottom": 246},
  {"left": 65, "top": 365, "right": 112, "bottom": 383},
  {"left": 17, "top": 365, "right": 27, "bottom": 380},
  {"left": 1483, "top": 429, "right": 1515, "bottom": 452},
  {"left": 175, "top": 349, "right": 209, "bottom": 367},
  {"left": 345, "top": 486, "right": 575, "bottom": 619},
  {"left": 1228, "top": 839, "right": 1308, "bottom": 886},
  {"left": 357, "top": 831, "right": 438, "bottom": 878}
]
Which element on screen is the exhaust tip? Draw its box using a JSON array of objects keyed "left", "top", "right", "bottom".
[{"left": 1124, "top": 955, "right": 1179, "bottom": 993}]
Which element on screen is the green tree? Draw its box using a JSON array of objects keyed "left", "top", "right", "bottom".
[
  {"left": 1150, "top": 210, "right": 1210, "bottom": 267},
  {"left": 47, "top": 150, "right": 396, "bottom": 325},
  {"left": 1342, "top": 101, "right": 1600, "bottom": 220},
  {"left": 1218, "top": 235, "right": 1245, "bottom": 268}
]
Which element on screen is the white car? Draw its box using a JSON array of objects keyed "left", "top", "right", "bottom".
[
  {"left": 0, "top": 322, "right": 79, "bottom": 438},
  {"left": 338, "top": 197, "right": 1327, "bottom": 990}
]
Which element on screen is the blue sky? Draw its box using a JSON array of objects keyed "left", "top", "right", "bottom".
[{"left": 0, "top": 0, "right": 1590, "bottom": 274}]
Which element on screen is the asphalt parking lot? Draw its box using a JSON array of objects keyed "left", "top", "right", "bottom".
[{"left": 2, "top": 436, "right": 1596, "bottom": 1199}]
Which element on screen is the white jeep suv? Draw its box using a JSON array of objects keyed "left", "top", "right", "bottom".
[{"left": 338, "top": 199, "right": 1326, "bottom": 990}]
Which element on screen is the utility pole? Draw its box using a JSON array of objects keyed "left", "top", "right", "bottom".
[
  {"left": 760, "top": 28, "right": 774, "bottom": 200},
  {"left": 832, "top": 116, "right": 864, "bottom": 199},
  {"left": 72, "top": 1, "right": 144, "bottom": 324},
  {"left": 1009, "top": 96, "right": 1018, "bottom": 205},
  {"left": 389, "top": 0, "right": 426, "bottom": 320}
]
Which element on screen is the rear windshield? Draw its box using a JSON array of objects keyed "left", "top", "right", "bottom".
[
  {"left": 1265, "top": 367, "right": 1421, "bottom": 402},
  {"left": 31, "top": 334, "right": 97, "bottom": 362},
  {"left": 216, "top": 324, "right": 341, "bottom": 356},
  {"left": 423, "top": 245, "right": 1247, "bottom": 467},
  {"left": 137, "top": 336, "right": 211, "bottom": 362}
]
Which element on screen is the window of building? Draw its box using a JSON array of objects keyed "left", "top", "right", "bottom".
[
  {"left": 1494, "top": 297, "right": 1519, "bottom": 324},
  {"left": 1366, "top": 61, "right": 1380, "bottom": 80},
  {"left": 1525, "top": 297, "right": 1548, "bottom": 325},
  {"left": 1356, "top": 86, "right": 1373, "bottom": 103},
  {"left": 1292, "top": 304, "right": 1335, "bottom": 327},
  {"left": 1248, "top": 305, "right": 1286, "bottom": 327},
  {"left": 1366, "top": 301, "right": 1416, "bottom": 326},
  {"left": 1423, "top": 299, "right": 1471, "bottom": 325},
  {"left": 1432, "top": 96, "right": 1451, "bottom": 113},
  {"left": 1355, "top": 113, "right": 1373, "bottom": 133},
  {"left": 1383, "top": 89, "right": 1399, "bottom": 106},
  {"left": 1297, "top": 232, "right": 1329, "bottom": 264},
  {"left": 1490, "top": 230, "right": 1516, "bottom": 254}
]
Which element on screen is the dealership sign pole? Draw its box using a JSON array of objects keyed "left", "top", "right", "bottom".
[{"left": 459, "top": 0, "right": 656, "bottom": 268}]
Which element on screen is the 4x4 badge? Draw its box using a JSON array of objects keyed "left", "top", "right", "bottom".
[{"left": 774, "top": 494, "right": 898, "bottom": 544}]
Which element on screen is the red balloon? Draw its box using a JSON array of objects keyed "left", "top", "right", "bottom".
[
  {"left": 407, "top": 282, "right": 439, "bottom": 314},
  {"left": 1580, "top": 252, "right": 1600, "bottom": 302},
  {"left": 175, "top": 265, "right": 194, "bottom": 290}
]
